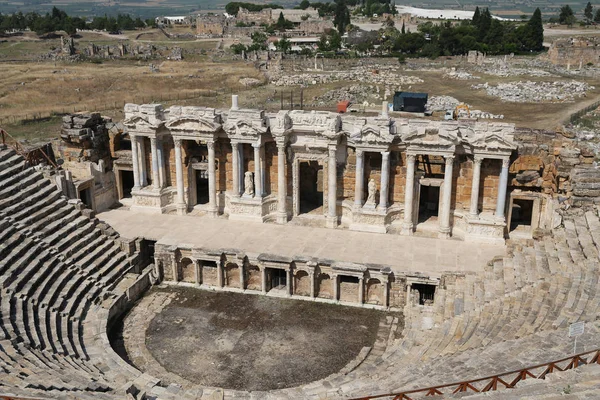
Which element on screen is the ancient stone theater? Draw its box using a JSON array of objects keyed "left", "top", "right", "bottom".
[{"left": 0, "top": 96, "right": 599, "bottom": 399}]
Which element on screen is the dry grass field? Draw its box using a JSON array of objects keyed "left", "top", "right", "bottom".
[{"left": 1, "top": 27, "right": 599, "bottom": 140}]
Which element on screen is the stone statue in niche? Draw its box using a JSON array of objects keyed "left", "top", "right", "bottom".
[
  {"left": 365, "top": 179, "right": 377, "bottom": 207},
  {"left": 244, "top": 171, "right": 255, "bottom": 197}
]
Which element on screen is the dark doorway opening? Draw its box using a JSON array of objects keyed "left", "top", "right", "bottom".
[
  {"left": 412, "top": 283, "right": 436, "bottom": 305},
  {"left": 195, "top": 169, "right": 209, "bottom": 205},
  {"left": 418, "top": 185, "right": 440, "bottom": 223},
  {"left": 140, "top": 239, "right": 156, "bottom": 269},
  {"left": 340, "top": 276, "right": 359, "bottom": 284},
  {"left": 121, "top": 170, "right": 134, "bottom": 198},
  {"left": 268, "top": 268, "right": 287, "bottom": 291},
  {"left": 118, "top": 134, "right": 132, "bottom": 151},
  {"left": 79, "top": 188, "right": 92, "bottom": 209},
  {"left": 510, "top": 199, "right": 534, "bottom": 232},
  {"left": 299, "top": 160, "right": 323, "bottom": 214}
]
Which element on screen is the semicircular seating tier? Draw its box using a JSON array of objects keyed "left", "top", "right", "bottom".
[{"left": 1, "top": 145, "right": 600, "bottom": 399}]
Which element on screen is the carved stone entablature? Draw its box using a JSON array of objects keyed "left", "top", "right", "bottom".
[
  {"left": 269, "top": 110, "right": 293, "bottom": 139},
  {"left": 467, "top": 122, "right": 517, "bottom": 156},
  {"left": 343, "top": 116, "right": 394, "bottom": 148},
  {"left": 332, "top": 262, "right": 368, "bottom": 276},
  {"left": 165, "top": 106, "right": 222, "bottom": 136},
  {"left": 401, "top": 120, "right": 461, "bottom": 155},
  {"left": 123, "top": 103, "right": 166, "bottom": 132},
  {"left": 223, "top": 108, "right": 268, "bottom": 141},
  {"left": 287, "top": 110, "right": 341, "bottom": 139}
]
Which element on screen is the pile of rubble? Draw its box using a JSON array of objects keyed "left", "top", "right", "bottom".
[
  {"left": 60, "top": 113, "right": 109, "bottom": 162},
  {"left": 313, "top": 85, "right": 374, "bottom": 105},
  {"left": 443, "top": 69, "right": 480, "bottom": 80},
  {"left": 426, "top": 96, "right": 504, "bottom": 119},
  {"left": 427, "top": 95, "right": 461, "bottom": 111},
  {"left": 471, "top": 80, "right": 593, "bottom": 103},
  {"left": 270, "top": 66, "right": 423, "bottom": 87},
  {"left": 476, "top": 64, "right": 553, "bottom": 77},
  {"left": 239, "top": 77, "right": 262, "bottom": 87}
]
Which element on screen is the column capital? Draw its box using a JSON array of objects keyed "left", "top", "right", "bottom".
[
  {"left": 150, "top": 136, "right": 157, "bottom": 144},
  {"left": 501, "top": 158, "right": 510, "bottom": 168},
  {"left": 381, "top": 150, "right": 390, "bottom": 158},
  {"left": 406, "top": 153, "right": 416, "bottom": 163},
  {"left": 276, "top": 139, "right": 287, "bottom": 149},
  {"left": 174, "top": 138, "right": 182, "bottom": 149},
  {"left": 252, "top": 142, "right": 262, "bottom": 149},
  {"left": 356, "top": 148, "right": 364, "bottom": 157},
  {"left": 328, "top": 146, "right": 337, "bottom": 158},
  {"left": 231, "top": 141, "right": 239, "bottom": 149},
  {"left": 207, "top": 140, "right": 215, "bottom": 150},
  {"left": 474, "top": 155, "right": 484, "bottom": 165},
  {"left": 444, "top": 155, "right": 455, "bottom": 165}
]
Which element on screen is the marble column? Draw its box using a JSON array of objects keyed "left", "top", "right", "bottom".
[
  {"left": 157, "top": 138, "right": 165, "bottom": 188},
  {"left": 383, "top": 280, "right": 389, "bottom": 307},
  {"left": 172, "top": 257, "right": 179, "bottom": 282},
  {"left": 495, "top": 158, "right": 510, "bottom": 219},
  {"left": 439, "top": 155, "right": 455, "bottom": 238},
  {"left": 402, "top": 154, "right": 416, "bottom": 235},
  {"left": 174, "top": 138, "right": 186, "bottom": 214},
  {"left": 326, "top": 146, "right": 337, "bottom": 228},
  {"left": 194, "top": 260, "right": 202, "bottom": 285},
  {"left": 217, "top": 261, "right": 224, "bottom": 288},
  {"left": 253, "top": 143, "right": 262, "bottom": 198},
  {"left": 276, "top": 142, "right": 287, "bottom": 224},
  {"left": 231, "top": 142, "right": 240, "bottom": 196},
  {"left": 332, "top": 275, "right": 339, "bottom": 301},
  {"left": 292, "top": 158, "right": 300, "bottom": 216},
  {"left": 379, "top": 151, "right": 390, "bottom": 210},
  {"left": 130, "top": 134, "right": 141, "bottom": 191},
  {"left": 150, "top": 137, "right": 160, "bottom": 190},
  {"left": 261, "top": 267, "right": 267, "bottom": 293},
  {"left": 469, "top": 156, "right": 483, "bottom": 218},
  {"left": 139, "top": 137, "right": 148, "bottom": 187},
  {"left": 354, "top": 149, "right": 364, "bottom": 207},
  {"left": 358, "top": 277, "right": 364, "bottom": 304},
  {"left": 239, "top": 264, "right": 245, "bottom": 290},
  {"left": 207, "top": 140, "right": 218, "bottom": 217},
  {"left": 260, "top": 145, "right": 266, "bottom": 197},
  {"left": 286, "top": 269, "right": 292, "bottom": 296}
]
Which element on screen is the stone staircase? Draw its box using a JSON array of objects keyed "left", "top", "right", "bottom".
[{"left": 0, "top": 147, "right": 138, "bottom": 399}]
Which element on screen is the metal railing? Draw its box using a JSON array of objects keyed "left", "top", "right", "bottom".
[
  {"left": 352, "top": 348, "right": 600, "bottom": 399},
  {"left": 0, "top": 128, "right": 58, "bottom": 169}
]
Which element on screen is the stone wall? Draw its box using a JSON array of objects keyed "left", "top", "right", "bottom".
[{"left": 547, "top": 37, "right": 600, "bottom": 67}]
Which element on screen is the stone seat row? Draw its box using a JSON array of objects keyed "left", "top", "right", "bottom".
[
  {"left": 111, "top": 206, "right": 600, "bottom": 400},
  {"left": 0, "top": 148, "right": 137, "bottom": 397},
  {"left": 151, "top": 208, "right": 600, "bottom": 400},
  {"left": 300, "top": 208, "right": 600, "bottom": 399}
]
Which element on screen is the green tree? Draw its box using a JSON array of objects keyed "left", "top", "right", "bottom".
[
  {"left": 559, "top": 5, "right": 574, "bottom": 24},
  {"left": 333, "top": 0, "right": 350, "bottom": 35},
  {"left": 275, "top": 35, "right": 291, "bottom": 53},
  {"left": 299, "top": 0, "right": 310, "bottom": 9},
  {"left": 277, "top": 11, "right": 285, "bottom": 26},
  {"left": 401, "top": 21, "right": 405, "bottom": 34},
  {"left": 595, "top": 9, "right": 600, "bottom": 22},
  {"left": 584, "top": 2, "right": 593, "bottom": 23},
  {"left": 523, "top": 8, "right": 544, "bottom": 51},
  {"left": 477, "top": 8, "right": 492, "bottom": 41},
  {"left": 249, "top": 31, "right": 268, "bottom": 51},
  {"left": 472, "top": 6, "right": 480, "bottom": 27},
  {"left": 230, "top": 43, "right": 247, "bottom": 54}
]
